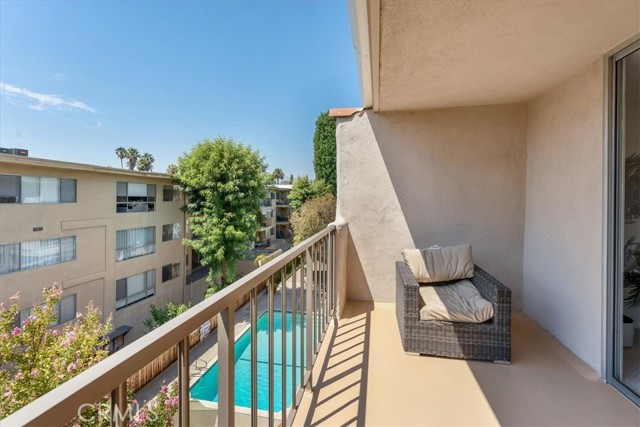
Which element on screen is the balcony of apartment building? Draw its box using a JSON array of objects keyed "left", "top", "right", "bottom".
[
  {"left": 4, "top": 2, "right": 640, "bottom": 427},
  {"left": 276, "top": 215, "right": 289, "bottom": 224}
]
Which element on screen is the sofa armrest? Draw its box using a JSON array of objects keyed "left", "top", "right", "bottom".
[
  {"left": 471, "top": 266, "right": 511, "bottom": 326},
  {"left": 396, "top": 261, "right": 420, "bottom": 324}
]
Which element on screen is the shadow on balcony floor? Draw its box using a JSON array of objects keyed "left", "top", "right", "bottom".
[
  {"left": 294, "top": 300, "right": 640, "bottom": 427},
  {"left": 294, "top": 300, "right": 373, "bottom": 427}
]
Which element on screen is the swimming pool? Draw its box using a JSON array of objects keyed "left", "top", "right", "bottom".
[{"left": 190, "top": 310, "right": 307, "bottom": 412}]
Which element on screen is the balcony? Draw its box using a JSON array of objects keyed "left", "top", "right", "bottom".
[
  {"left": 4, "top": 223, "right": 639, "bottom": 427},
  {"left": 276, "top": 216, "right": 289, "bottom": 223}
]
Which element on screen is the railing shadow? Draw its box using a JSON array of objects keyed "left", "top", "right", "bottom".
[{"left": 301, "top": 301, "right": 372, "bottom": 426}]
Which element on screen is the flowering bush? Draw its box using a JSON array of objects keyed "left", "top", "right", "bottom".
[
  {"left": 129, "top": 382, "right": 179, "bottom": 427},
  {"left": 0, "top": 285, "right": 112, "bottom": 418}
]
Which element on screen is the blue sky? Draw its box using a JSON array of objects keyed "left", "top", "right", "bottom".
[{"left": 0, "top": 0, "right": 361, "bottom": 177}]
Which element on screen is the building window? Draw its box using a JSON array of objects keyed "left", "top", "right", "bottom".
[
  {"left": 0, "top": 236, "right": 76, "bottom": 275},
  {"left": 162, "top": 262, "right": 181, "bottom": 282},
  {"left": 17, "top": 294, "right": 77, "bottom": 327},
  {"left": 116, "top": 182, "right": 156, "bottom": 213},
  {"left": 115, "top": 270, "right": 155, "bottom": 310},
  {"left": 162, "top": 223, "right": 181, "bottom": 242},
  {"left": 116, "top": 226, "right": 155, "bottom": 261},
  {"left": 162, "top": 185, "right": 181, "bottom": 202},
  {"left": 0, "top": 174, "right": 76, "bottom": 204}
]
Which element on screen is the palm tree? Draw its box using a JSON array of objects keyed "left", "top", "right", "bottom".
[
  {"left": 272, "top": 168, "right": 284, "bottom": 184},
  {"left": 166, "top": 164, "right": 178, "bottom": 175},
  {"left": 126, "top": 148, "right": 140, "bottom": 170},
  {"left": 137, "top": 153, "right": 155, "bottom": 172},
  {"left": 115, "top": 147, "right": 127, "bottom": 169}
]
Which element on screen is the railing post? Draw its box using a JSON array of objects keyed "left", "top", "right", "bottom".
[
  {"left": 305, "top": 247, "right": 314, "bottom": 390},
  {"left": 250, "top": 288, "right": 258, "bottom": 427},
  {"left": 268, "top": 276, "right": 275, "bottom": 427},
  {"left": 281, "top": 266, "right": 287, "bottom": 426},
  {"left": 291, "top": 256, "right": 297, "bottom": 408},
  {"left": 178, "top": 337, "right": 190, "bottom": 427},
  {"left": 327, "top": 232, "right": 334, "bottom": 322},
  {"left": 218, "top": 306, "right": 235, "bottom": 427},
  {"left": 110, "top": 381, "right": 127, "bottom": 427},
  {"left": 299, "top": 253, "right": 305, "bottom": 390}
]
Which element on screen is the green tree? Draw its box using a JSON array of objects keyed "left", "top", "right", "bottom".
[
  {"left": 175, "top": 137, "right": 268, "bottom": 290},
  {"left": 289, "top": 176, "right": 314, "bottom": 210},
  {"left": 290, "top": 195, "right": 336, "bottom": 245},
  {"left": 0, "top": 286, "right": 112, "bottom": 418},
  {"left": 115, "top": 147, "right": 127, "bottom": 169},
  {"left": 313, "top": 112, "right": 337, "bottom": 195},
  {"left": 143, "top": 302, "right": 189, "bottom": 331},
  {"left": 137, "top": 153, "right": 155, "bottom": 172},
  {"left": 289, "top": 174, "right": 294, "bottom": 183},
  {"left": 289, "top": 176, "right": 333, "bottom": 210},
  {"left": 126, "top": 147, "right": 140, "bottom": 170},
  {"left": 272, "top": 168, "right": 284, "bottom": 184}
]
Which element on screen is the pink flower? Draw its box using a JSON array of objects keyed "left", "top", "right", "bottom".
[
  {"left": 9, "top": 292, "right": 20, "bottom": 303},
  {"left": 29, "top": 369, "right": 39, "bottom": 378},
  {"left": 67, "top": 362, "right": 77, "bottom": 372},
  {"left": 4, "top": 390, "right": 11, "bottom": 398},
  {"left": 51, "top": 329, "right": 60, "bottom": 336},
  {"left": 11, "top": 327, "right": 21, "bottom": 336},
  {"left": 14, "top": 372, "right": 24, "bottom": 381},
  {"left": 76, "top": 312, "right": 83, "bottom": 319},
  {"left": 160, "top": 384, "right": 168, "bottom": 394}
]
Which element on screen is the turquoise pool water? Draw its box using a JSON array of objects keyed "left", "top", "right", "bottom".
[{"left": 190, "top": 311, "right": 307, "bottom": 412}]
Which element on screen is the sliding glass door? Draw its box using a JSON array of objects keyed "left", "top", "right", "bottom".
[{"left": 611, "top": 40, "right": 640, "bottom": 403}]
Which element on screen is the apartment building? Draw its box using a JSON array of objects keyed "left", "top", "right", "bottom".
[
  {"left": 256, "top": 183, "right": 292, "bottom": 243},
  {"left": 0, "top": 154, "right": 189, "bottom": 345}
]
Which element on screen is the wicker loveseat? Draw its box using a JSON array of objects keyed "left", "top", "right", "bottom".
[{"left": 396, "top": 261, "right": 512, "bottom": 363}]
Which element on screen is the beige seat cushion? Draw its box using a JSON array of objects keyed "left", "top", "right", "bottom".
[
  {"left": 401, "top": 245, "right": 474, "bottom": 283},
  {"left": 418, "top": 279, "right": 494, "bottom": 323}
]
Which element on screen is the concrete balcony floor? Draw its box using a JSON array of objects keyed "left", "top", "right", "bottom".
[{"left": 293, "top": 301, "right": 640, "bottom": 427}]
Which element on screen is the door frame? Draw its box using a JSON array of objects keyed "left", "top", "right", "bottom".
[{"left": 605, "top": 35, "right": 640, "bottom": 406}]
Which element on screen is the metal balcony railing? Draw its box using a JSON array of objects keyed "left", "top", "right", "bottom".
[{"left": 3, "top": 225, "right": 337, "bottom": 427}]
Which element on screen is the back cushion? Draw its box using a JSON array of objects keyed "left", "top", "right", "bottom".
[{"left": 401, "top": 245, "right": 474, "bottom": 283}]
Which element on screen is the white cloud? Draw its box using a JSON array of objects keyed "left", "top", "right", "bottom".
[{"left": 0, "top": 82, "right": 96, "bottom": 113}]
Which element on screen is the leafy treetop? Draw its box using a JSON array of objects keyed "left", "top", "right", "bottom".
[
  {"left": 288, "top": 176, "right": 332, "bottom": 211},
  {"left": 175, "top": 137, "right": 268, "bottom": 290},
  {"left": 290, "top": 195, "right": 336, "bottom": 245}
]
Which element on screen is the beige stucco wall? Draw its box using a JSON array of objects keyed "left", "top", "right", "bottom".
[
  {"left": 336, "top": 105, "right": 528, "bottom": 306},
  {"left": 0, "top": 161, "right": 187, "bottom": 343},
  {"left": 523, "top": 58, "right": 605, "bottom": 371}
]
